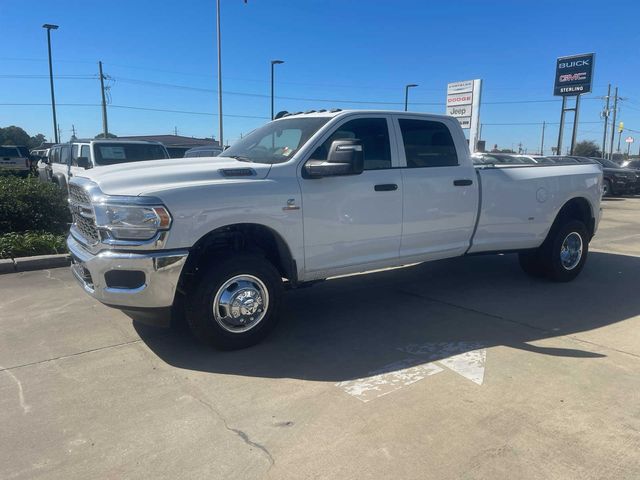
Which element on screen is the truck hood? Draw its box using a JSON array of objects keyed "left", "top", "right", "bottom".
[{"left": 75, "top": 157, "right": 272, "bottom": 196}]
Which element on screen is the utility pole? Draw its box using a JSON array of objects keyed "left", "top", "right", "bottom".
[
  {"left": 216, "top": 0, "right": 224, "bottom": 148},
  {"left": 540, "top": 121, "right": 546, "bottom": 155},
  {"left": 71, "top": 124, "right": 77, "bottom": 140},
  {"left": 601, "top": 84, "right": 611, "bottom": 158},
  {"left": 609, "top": 87, "right": 618, "bottom": 159},
  {"left": 58, "top": 124, "right": 62, "bottom": 143},
  {"left": 43, "top": 24, "right": 59, "bottom": 144},
  {"left": 98, "top": 61, "right": 109, "bottom": 138},
  {"left": 174, "top": 126, "right": 178, "bottom": 136}
]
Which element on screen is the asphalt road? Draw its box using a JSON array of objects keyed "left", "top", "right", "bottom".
[{"left": 2, "top": 197, "right": 640, "bottom": 479}]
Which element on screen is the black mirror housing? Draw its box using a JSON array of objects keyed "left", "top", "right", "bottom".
[
  {"left": 304, "top": 139, "right": 364, "bottom": 178},
  {"left": 77, "top": 156, "right": 90, "bottom": 169}
]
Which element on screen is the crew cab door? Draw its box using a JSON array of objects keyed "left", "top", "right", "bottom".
[
  {"left": 50, "top": 145, "right": 71, "bottom": 184},
  {"left": 69, "top": 144, "right": 91, "bottom": 178},
  {"left": 299, "top": 115, "right": 403, "bottom": 276},
  {"left": 393, "top": 115, "right": 479, "bottom": 261}
]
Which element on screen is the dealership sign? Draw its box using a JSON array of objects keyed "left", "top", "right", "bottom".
[
  {"left": 446, "top": 79, "right": 482, "bottom": 151},
  {"left": 554, "top": 53, "right": 595, "bottom": 96}
]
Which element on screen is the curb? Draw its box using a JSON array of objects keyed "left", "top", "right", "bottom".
[{"left": 0, "top": 254, "right": 71, "bottom": 274}]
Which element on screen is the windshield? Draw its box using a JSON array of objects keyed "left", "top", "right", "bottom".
[
  {"left": 218, "top": 117, "right": 331, "bottom": 164},
  {"left": 93, "top": 143, "right": 168, "bottom": 166},
  {"left": 596, "top": 158, "right": 622, "bottom": 169}
]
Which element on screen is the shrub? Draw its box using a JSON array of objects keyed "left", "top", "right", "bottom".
[
  {"left": 0, "top": 231, "right": 67, "bottom": 259},
  {"left": 0, "top": 176, "right": 71, "bottom": 235}
]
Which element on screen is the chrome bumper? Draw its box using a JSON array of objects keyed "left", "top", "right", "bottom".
[{"left": 67, "top": 234, "right": 188, "bottom": 309}]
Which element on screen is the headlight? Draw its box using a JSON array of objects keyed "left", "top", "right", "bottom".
[{"left": 93, "top": 203, "right": 172, "bottom": 240}]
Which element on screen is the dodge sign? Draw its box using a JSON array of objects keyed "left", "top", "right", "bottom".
[
  {"left": 446, "top": 79, "right": 482, "bottom": 152},
  {"left": 554, "top": 53, "right": 595, "bottom": 96}
]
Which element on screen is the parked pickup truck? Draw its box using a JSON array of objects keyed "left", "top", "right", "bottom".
[{"left": 67, "top": 110, "right": 603, "bottom": 349}]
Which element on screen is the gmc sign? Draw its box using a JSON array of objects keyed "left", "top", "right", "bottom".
[{"left": 554, "top": 53, "right": 594, "bottom": 96}]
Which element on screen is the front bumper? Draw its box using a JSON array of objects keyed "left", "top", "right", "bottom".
[{"left": 67, "top": 234, "right": 188, "bottom": 309}]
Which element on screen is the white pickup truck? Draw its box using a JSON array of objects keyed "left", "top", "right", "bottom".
[{"left": 67, "top": 110, "right": 602, "bottom": 349}]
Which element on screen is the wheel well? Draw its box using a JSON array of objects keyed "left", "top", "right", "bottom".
[
  {"left": 179, "top": 223, "right": 297, "bottom": 290},
  {"left": 554, "top": 197, "right": 594, "bottom": 238}
]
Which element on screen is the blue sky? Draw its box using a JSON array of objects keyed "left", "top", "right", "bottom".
[{"left": 1, "top": 0, "right": 639, "bottom": 153}]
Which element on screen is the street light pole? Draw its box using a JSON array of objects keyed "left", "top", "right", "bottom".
[
  {"left": 216, "top": 0, "right": 223, "bottom": 148},
  {"left": 271, "top": 60, "right": 284, "bottom": 120},
  {"left": 43, "top": 24, "right": 59, "bottom": 144},
  {"left": 404, "top": 84, "right": 418, "bottom": 111}
]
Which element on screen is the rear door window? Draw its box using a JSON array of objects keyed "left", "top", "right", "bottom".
[{"left": 398, "top": 119, "right": 458, "bottom": 168}]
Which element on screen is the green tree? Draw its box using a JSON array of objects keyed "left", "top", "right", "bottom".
[
  {"left": 573, "top": 140, "right": 601, "bottom": 157},
  {"left": 0, "top": 127, "right": 48, "bottom": 149},
  {"left": 0, "top": 126, "right": 31, "bottom": 146},
  {"left": 29, "top": 134, "right": 47, "bottom": 149},
  {"left": 94, "top": 132, "right": 118, "bottom": 139}
]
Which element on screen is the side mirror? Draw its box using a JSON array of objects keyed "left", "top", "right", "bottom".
[
  {"left": 304, "top": 139, "right": 364, "bottom": 178},
  {"left": 77, "top": 157, "right": 91, "bottom": 169}
]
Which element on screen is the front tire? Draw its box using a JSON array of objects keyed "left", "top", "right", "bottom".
[{"left": 186, "top": 254, "right": 283, "bottom": 350}]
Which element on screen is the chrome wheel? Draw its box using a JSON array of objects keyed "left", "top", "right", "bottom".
[
  {"left": 212, "top": 275, "right": 269, "bottom": 333},
  {"left": 560, "top": 232, "right": 583, "bottom": 270}
]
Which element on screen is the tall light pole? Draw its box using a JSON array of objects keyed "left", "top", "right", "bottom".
[
  {"left": 216, "top": 0, "right": 223, "bottom": 148},
  {"left": 43, "top": 24, "right": 59, "bottom": 144},
  {"left": 404, "top": 84, "right": 418, "bottom": 111},
  {"left": 271, "top": 60, "right": 284, "bottom": 120}
]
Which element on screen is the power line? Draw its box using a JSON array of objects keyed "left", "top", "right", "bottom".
[{"left": 0, "top": 102, "right": 269, "bottom": 119}]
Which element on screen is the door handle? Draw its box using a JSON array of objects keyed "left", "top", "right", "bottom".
[
  {"left": 374, "top": 183, "right": 398, "bottom": 192},
  {"left": 453, "top": 179, "right": 473, "bottom": 186}
]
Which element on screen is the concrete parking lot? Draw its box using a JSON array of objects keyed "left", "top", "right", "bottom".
[{"left": 2, "top": 198, "right": 640, "bottom": 480}]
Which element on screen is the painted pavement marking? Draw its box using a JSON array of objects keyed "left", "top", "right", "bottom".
[{"left": 336, "top": 342, "right": 486, "bottom": 402}]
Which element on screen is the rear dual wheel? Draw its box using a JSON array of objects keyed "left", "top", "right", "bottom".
[{"left": 519, "top": 220, "right": 588, "bottom": 282}]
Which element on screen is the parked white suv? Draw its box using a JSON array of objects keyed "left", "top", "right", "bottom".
[
  {"left": 67, "top": 110, "right": 602, "bottom": 349},
  {"left": 41, "top": 140, "right": 169, "bottom": 189},
  {"left": 0, "top": 145, "right": 31, "bottom": 175}
]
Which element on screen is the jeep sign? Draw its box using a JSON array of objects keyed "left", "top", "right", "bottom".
[
  {"left": 554, "top": 53, "right": 595, "bottom": 96},
  {"left": 446, "top": 79, "right": 482, "bottom": 152}
]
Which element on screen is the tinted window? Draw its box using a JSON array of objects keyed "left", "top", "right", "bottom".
[
  {"left": 60, "top": 145, "right": 71, "bottom": 165},
  {"left": 0, "top": 147, "right": 20, "bottom": 157},
  {"left": 81, "top": 145, "right": 90, "bottom": 159},
  {"left": 72, "top": 145, "right": 79, "bottom": 160},
  {"left": 627, "top": 160, "right": 640, "bottom": 169},
  {"left": 310, "top": 118, "right": 391, "bottom": 170},
  {"left": 93, "top": 143, "right": 168, "bottom": 166},
  {"left": 398, "top": 119, "right": 457, "bottom": 168},
  {"left": 596, "top": 158, "right": 621, "bottom": 168}
]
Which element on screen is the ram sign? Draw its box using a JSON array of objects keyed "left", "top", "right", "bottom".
[
  {"left": 446, "top": 79, "right": 482, "bottom": 152},
  {"left": 554, "top": 53, "right": 595, "bottom": 96}
]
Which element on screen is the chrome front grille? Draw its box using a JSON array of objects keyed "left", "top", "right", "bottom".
[{"left": 68, "top": 183, "right": 99, "bottom": 245}]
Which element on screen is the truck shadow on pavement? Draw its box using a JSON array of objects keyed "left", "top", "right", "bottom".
[{"left": 135, "top": 251, "right": 639, "bottom": 382}]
